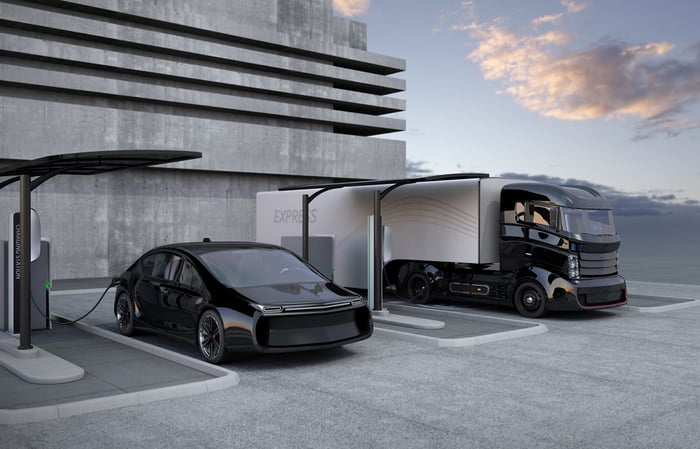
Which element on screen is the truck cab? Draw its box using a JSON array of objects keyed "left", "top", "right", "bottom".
[{"left": 499, "top": 183, "right": 627, "bottom": 317}]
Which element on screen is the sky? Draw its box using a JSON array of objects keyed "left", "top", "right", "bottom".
[{"left": 332, "top": 0, "right": 700, "bottom": 207}]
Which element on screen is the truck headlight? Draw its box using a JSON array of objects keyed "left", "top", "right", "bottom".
[{"left": 567, "top": 254, "right": 580, "bottom": 279}]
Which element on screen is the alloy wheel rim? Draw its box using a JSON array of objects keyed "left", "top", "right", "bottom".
[
  {"left": 199, "top": 315, "right": 221, "bottom": 359},
  {"left": 116, "top": 298, "right": 130, "bottom": 331}
]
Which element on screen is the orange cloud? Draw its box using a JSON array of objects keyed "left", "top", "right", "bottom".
[
  {"left": 333, "top": 0, "right": 370, "bottom": 17},
  {"left": 463, "top": 2, "right": 700, "bottom": 138}
]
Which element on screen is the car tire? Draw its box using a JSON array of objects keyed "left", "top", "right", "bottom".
[
  {"left": 405, "top": 271, "right": 432, "bottom": 304},
  {"left": 514, "top": 281, "right": 547, "bottom": 318},
  {"left": 198, "top": 309, "right": 230, "bottom": 364},
  {"left": 115, "top": 293, "right": 137, "bottom": 336}
]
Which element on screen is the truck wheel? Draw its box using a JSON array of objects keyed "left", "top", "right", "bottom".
[
  {"left": 514, "top": 281, "right": 547, "bottom": 318},
  {"left": 395, "top": 264, "right": 410, "bottom": 297},
  {"left": 406, "top": 272, "right": 432, "bottom": 304}
]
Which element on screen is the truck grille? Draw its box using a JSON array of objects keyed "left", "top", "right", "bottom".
[{"left": 579, "top": 251, "right": 618, "bottom": 277}]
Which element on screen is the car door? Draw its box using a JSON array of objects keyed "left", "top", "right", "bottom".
[
  {"left": 164, "top": 259, "right": 207, "bottom": 336},
  {"left": 135, "top": 251, "right": 181, "bottom": 330}
]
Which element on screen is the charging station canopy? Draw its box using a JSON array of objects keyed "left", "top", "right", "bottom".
[{"left": 0, "top": 150, "right": 202, "bottom": 350}]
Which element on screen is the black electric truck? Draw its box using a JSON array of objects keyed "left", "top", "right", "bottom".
[{"left": 256, "top": 174, "right": 627, "bottom": 317}]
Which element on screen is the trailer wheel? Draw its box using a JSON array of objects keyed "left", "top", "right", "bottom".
[
  {"left": 395, "top": 264, "right": 410, "bottom": 297},
  {"left": 514, "top": 281, "right": 547, "bottom": 318},
  {"left": 406, "top": 272, "right": 432, "bottom": 304}
]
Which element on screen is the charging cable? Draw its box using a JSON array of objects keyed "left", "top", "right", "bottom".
[{"left": 30, "top": 278, "right": 120, "bottom": 325}]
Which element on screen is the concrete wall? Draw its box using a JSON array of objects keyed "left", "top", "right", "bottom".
[{"left": 0, "top": 0, "right": 406, "bottom": 279}]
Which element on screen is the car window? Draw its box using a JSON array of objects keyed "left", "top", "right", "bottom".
[
  {"left": 143, "top": 252, "right": 181, "bottom": 281},
  {"left": 179, "top": 260, "right": 203, "bottom": 291},
  {"left": 163, "top": 255, "right": 182, "bottom": 281}
]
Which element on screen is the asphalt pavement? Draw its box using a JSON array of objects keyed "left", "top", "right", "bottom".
[{"left": 1, "top": 279, "right": 699, "bottom": 449}]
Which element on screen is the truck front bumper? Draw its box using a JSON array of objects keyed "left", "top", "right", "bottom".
[{"left": 545, "top": 275, "right": 627, "bottom": 312}]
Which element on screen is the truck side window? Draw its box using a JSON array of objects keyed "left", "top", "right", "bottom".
[
  {"left": 514, "top": 201, "right": 526, "bottom": 222},
  {"left": 531, "top": 205, "right": 550, "bottom": 226},
  {"left": 528, "top": 204, "right": 558, "bottom": 229}
]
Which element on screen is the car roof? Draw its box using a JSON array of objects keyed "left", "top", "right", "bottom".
[{"left": 152, "top": 241, "right": 285, "bottom": 256}]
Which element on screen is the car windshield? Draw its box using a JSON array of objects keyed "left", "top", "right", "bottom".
[
  {"left": 199, "top": 248, "right": 327, "bottom": 288},
  {"left": 560, "top": 208, "right": 616, "bottom": 236}
]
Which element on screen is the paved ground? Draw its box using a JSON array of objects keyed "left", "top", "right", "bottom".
[{"left": 1, "top": 280, "right": 699, "bottom": 449}]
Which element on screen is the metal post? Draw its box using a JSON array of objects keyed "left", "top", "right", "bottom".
[
  {"left": 18, "top": 175, "right": 32, "bottom": 350},
  {"left": 302, "top": 194, "right": 309, "bottom": 261},
  {"left": 373, "top": 190, "right": 383, "bottom": 311}
]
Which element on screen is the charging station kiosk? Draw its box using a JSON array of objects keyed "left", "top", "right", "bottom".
[{"left": 0, "top": 211, "right": 50, "bottom": 333}]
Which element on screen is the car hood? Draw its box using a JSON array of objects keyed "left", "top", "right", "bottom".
[{"left": 236, "top": 282, "right": 360, "bottom": 306}]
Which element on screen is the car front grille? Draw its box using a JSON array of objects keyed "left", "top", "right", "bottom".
[{"left": 256, "top": 307, "right": 371, "bottom": 348}]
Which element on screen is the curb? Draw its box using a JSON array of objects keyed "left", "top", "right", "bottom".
[
  {"left": 373, "top": 304, "right": 548, "bottom": 347},
  {"left": 0, "top": 314, "right": 239, "bottom": 425},
  {"left": 622, "top": 299, "right": 699, "bottom": 314}
]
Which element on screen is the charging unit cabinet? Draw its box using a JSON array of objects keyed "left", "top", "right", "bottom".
[{"left": 1, "top": 239, "right": 51, "bottom": 333}]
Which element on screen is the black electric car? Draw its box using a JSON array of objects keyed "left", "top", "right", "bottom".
[{"left": 113, "top": 241, "right": 372, "bottom": 363}]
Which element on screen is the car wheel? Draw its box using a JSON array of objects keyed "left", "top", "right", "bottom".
[
  {"left": 198, "top": 309, "right": 230, "bottom": 364},
  {"left": 115, "top": 293, "right": 136, "bottom": 336},
  {"left": 514, "top": 281, "right": 547, "bottom": 318},
  {"left": 405, "top": 271, "right": 432, "bottom": 304}
]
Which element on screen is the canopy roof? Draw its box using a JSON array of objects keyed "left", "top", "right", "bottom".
[{"left": 0, "top": 150, "right": 202, "bottom": 190}]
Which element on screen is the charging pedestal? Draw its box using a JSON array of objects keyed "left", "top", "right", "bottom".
[{"left": 0, "top": 212, "right": 51, "bottom": 333}]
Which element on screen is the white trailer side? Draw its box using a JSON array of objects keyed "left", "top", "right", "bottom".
[{"left": 256, "top": 177, "right": 513, "bottom": 289}]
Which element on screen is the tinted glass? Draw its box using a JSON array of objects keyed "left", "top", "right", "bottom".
[
  {"left": 561, "top": 208, "right": 616, "bottom": 235},
  {"left": 142, "top": 252, "right": 181, "bottom": 280},
  {"left": 199, "top": 248, "right": 326, "bottom": 288},
  {"left": 179, "top": 260, "right": 203, "bottom": 291}
]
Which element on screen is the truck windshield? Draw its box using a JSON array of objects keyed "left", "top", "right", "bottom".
[{"left": 560, "top": 208, "right": 616, "bottom": 236}]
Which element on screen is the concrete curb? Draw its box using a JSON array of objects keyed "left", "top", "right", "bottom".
[
  {"left": 372, "top": 311, "right": 445, "bottom": 329},
  {"left": 373, "top": 304, "right": 548, "bottom": 347},
  {"left": 0, "top": 314, "right": 240, "bottom": 425},
  {"left": 51, "top": 288, "right": 113, "bottom": 296},
  {"left": 0, "top": 336, "right": 85, "bottom": 384},
  {"left": 622, "top": 299, "right": 700, "bottom": 314}
]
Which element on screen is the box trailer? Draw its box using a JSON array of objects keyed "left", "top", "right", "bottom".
[{"left": 256, "top": 174, "right": 627, "bottom": 317}]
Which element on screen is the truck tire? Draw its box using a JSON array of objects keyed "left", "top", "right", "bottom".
[
  {"left": 514, "top": 281, "right": 547, "bottom": 318},
  {"left": 406, "top": 272, "right": 432, "bottom": 304},
  {"left": 395, "top": 264, "right": 410, "bottom": 298}
]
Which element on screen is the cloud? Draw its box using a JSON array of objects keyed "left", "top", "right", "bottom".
[
  {"left": 459, "top": 2, "right": 700, "bottom": 139},
  {"left": 405, "top": 159, "right": 433, "bottom": 178},
  {"left": 333, "top": 0, "right": 370, "bottom": 17}
]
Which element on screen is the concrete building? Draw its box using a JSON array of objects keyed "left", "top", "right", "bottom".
[{"left": 0, "top": 0, "right": 406, "bottom": 279}]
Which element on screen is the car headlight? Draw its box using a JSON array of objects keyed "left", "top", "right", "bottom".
[
  {"left": 251, "top": 304, "right": 283, "bottom": 314},
  {"left": 567, "top": 254, "right": 580, "bottom": 280}
]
